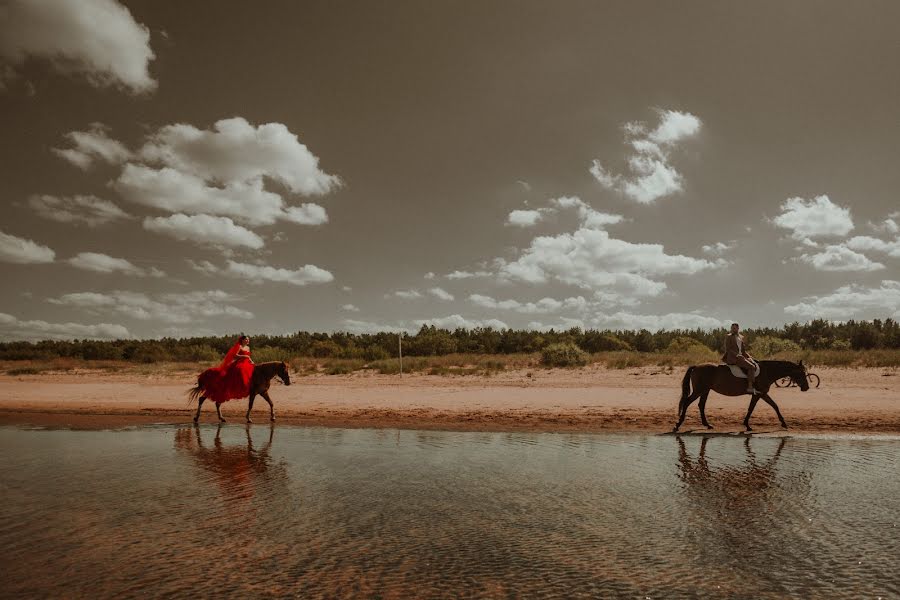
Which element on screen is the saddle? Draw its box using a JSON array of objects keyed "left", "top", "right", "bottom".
[{"left": 724, "top": 362, "right": 760, "bottom": 379}]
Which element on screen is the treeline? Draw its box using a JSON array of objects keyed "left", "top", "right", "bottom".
[{"left": 1, "top": 319, "right": 898, "bottom": 363}]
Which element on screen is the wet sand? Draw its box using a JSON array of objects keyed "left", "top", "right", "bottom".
[{"left": 0, "top": 366, "right": 898, "bottom": 433}]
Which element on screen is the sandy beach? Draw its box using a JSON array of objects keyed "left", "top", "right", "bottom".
[{"left": 1, "top": 366, "right": 898, "bottom": 433}]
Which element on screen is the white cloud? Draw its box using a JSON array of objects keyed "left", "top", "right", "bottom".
[
  {"left": 423, "top": 272, "right": 436, "bottom": 280},
  {"left": 590, "top": 311, "right": 729, "bottom": 332},
  {"left": 412, "top": 314, "right": 509, "bottom": 330},
  {"left": 341, "top": 304, "right": 360, "bottom": 312},
  {"left": 846, "top": 235, "right": 900, "bottom": 258},
  {"left": 282, "top": 203, "right": 329, "bottom": 226},
  {"left": 445, "top": 270, "right": 492, "bottom": 280},
  {"left": 68, "top": 252, "right": 165, "bottom": 277},
  {"left": 49, "top": 289, "right": 253, "bottom": 324},
  {"left": 796, "top": 245, "right": 885, "bottom": 272},
  {"left": 0, "top": 230, "right": 55, "bottom": 264},
  {"left": 701, "top": 241, "right": 734, "bottom": 256},
  {"left": 772, "top": 195, "right": 854, "bottom": 241},
  {"left": 0, "top": 0, "right": 155, "bottom": 93},
  {"left": 340, "top": 319, "right": 405, "bottom": 334},
  {"left": 52, "top": 123, "right": 131, "bottom": 168},
  {"left": 507, "top": 209, "right": 546, "bottom": 228},
  {"left": 469, "top": 294, "right": 588, "bottom": 314},
  {"left": 590, "top": 109, "right": 701, "bottom": 204},
  {"left": 784, "top": 280, "right": 900, "bottom": 320},
  {"left": 192, "top": 259, "right": 334, "bottom": 287},
  {"left": 871, "top": 218, "right": 899, "bottom": 235},
  {"left": 428, "top": 287, "right": 454, "bottom": 301},
  {"left": 497, "top": 227, "right": 718, "bottom": 295},
  {"left": 550, "top": 196, "right": 623, "bottom": 229},
  {"left": 390, "top": 289, "right": 423, "bottom": 300},
  {"left": 0, "top": 312, "right": 130, "bottom": 341},
  {"left": 116, "top": 165, "right": 283, "bottom": 225},
  {"left": 139, "top": 117, "right": 340, "bottom": 195},
  {"left": 143, "top": 214, "right": 265, "bottom": 249},
  {"left": 28, "top": 194, "right": 129, "bottom": 226}
]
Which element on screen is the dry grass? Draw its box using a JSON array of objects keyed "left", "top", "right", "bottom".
[{"left": 3, "top": 349, "right": 899, "bottom": 377}]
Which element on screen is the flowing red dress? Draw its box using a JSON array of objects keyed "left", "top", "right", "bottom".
[{"left": 204, "top": 342, "right": 255, "bottom": 404}]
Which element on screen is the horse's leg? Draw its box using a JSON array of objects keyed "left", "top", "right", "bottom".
[
  {"left": 194, "top": 396, "right": 206, "bottom": 423},
  {"left": 261, "top": 390, "right": 275, "bottom": 422},
  {"left": 215, "top": 402, "right": 226, "bottom": 423},
  {"left": 674, "top": 389, "right": 703, "bottom": 432},
  {"left": 698, "top": 390, "right": 713, "bottom": 429},
  {"left": 742, "top": 394, "right": 759, "bottom": 431},
  {"left": 246, "top": 393, "right": 256, "bottom": 424},
  {"left": 761, "top": 393, "right": 788, "bottom": 429}
]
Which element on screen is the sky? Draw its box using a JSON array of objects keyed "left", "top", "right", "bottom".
[{"left": 1, "top": 0, "right": 898, "bottom": 341}]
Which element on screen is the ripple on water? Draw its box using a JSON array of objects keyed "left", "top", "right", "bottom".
[{"left": 0, "top": 425, "right": 898, "bottom": 598}]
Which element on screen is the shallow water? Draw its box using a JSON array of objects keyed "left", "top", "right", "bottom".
[{"left": 1, "top": 426, "right": 898, "bottom": 599}]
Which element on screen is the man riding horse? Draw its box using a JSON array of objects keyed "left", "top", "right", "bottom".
[{"left": 723, "top": 322, "right": 759, "bottom": 395}]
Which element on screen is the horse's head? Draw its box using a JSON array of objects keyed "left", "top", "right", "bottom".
[
  {"left": 791, "top": 360, "right": 810, "bottom": 392},
  {"left": 278, "top": 361, "right": 292, "bottom": 386}
]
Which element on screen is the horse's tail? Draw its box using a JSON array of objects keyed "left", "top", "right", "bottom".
[
  {"left": 681, "top": 366, "right": 696, "bottom": 399},
  {"left": 187, "top": 369, "right": 214, "bottom": 404}
]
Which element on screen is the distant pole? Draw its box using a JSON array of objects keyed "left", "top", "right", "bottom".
[{"left": 399, "top": 333, "right": 403, "bottom": 378}]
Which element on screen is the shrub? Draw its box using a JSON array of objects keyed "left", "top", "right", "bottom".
[
  {"left": 130, "top": 344, "right": 171, "bottom": 363},
  {"left": 751, "top": 336, "right": 801, "bottom": 358},
  {"left": 541, "top": 342, "right": 588, "bottom": 367},
  {"left": 665, "top": 336, "right": 710, "bottom": 354}
]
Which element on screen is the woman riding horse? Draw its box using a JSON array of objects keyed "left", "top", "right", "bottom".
[{"left": 189, "top": 335, "right": 291, "bottom": 423}]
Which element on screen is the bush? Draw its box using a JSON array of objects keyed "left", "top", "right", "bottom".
[
  {"left": 130, "top": 343, "right": 171, "bottom": 363},
  {"left": 665, "top": 336, "right": 710, "bottom": 354},
  {"left": 751, "top": 336, "right": 801, "bottom": 358},
  {"left": 541, "top": 342, "right": 588, "bottom": 367}
]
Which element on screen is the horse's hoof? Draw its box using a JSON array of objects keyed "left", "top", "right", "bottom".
[
  {"left": 781, "top": 423, "right": 789, "bottom": 429},
  {"left": 246, "top": 418, "right": 253, "bottom": 424},
  {"left": 705, "top": 424, "right": 714, "bottom": 430},
  {"left": 219, "top": 418, "right": 227, "bottom": 423},
  {"left": 192, "top": 418, "right": 198, "bottom": 424}
]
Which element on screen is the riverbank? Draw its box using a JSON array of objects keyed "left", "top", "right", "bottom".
[{"left": 0, "top": 366, "right": 898, "bottom": 433}]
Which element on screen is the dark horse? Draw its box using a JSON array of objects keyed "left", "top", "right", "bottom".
[
  {"left": 188, "top": 361, "right": 291, "bottom": 424},
  {"left": 673, "top": 360, "right": 809, "bottom": 432}
]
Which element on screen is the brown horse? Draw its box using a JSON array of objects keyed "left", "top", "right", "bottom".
[
  {"left": 672, "top": 360, "right": 809, "bottom": 432},
  {"left": 188, "top": 361, "right": 291, "bottom": 424}
]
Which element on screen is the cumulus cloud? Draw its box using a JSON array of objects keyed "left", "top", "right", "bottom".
[
  {"left": 52, "top": 123, "right": 131, "bottom": 168},
  {"left": 846, "top": 235, "right": 900, "bottom": 258},
  {"left": 390, "top": 289, "right": 423, "bottom": 300},
  {"left": 550, "top": 196, "right": 623, "bottom": 228},
  {"left": 0, "top": 312, "right": 130, "bottom": 341},
  {"left": 48, "top": 289, "right": 253, "bottom": 324},
  {"left": 282, "top": 203, "right": 328, "bottom": 225},
  {"left": 590, "top": 109, "right": 701, "bottom": 204},
  {"left": 428, "top": 287, "right": 454, "bottom": 301},
  {"left": 591, "top": 311, "right": 729, "bottom": 332},
  {"left": 340, "top": 319, "right": 406, "bottom": 334},
  {"left": 341, "top": 304, "right": 360, "bottom": 312},
  {"left": 191, "top": 259, "right": 334, "bottom": 286},
  {"left": 784, "top": 280, "right": 900, "bottom": 320},
  {"left": 138, "top": 117, "right": 340, "bottom": 195},
  {"left": 507, "top": 209, "right": 547, "bottom": 228},
  {"left": 68, "top": 252, "right": 165, "bottom": 277},
  {"left": 116, "top": 165, "right": 286, "bottom": 227},
  {"left": 143, "top": 214, "right": 265, "bottom": 249},
  {"left": 445, "top": 270, "right": 492, "bottom": 280},
  {"left": 796, "top": 245, "right": 885, "bottom": 272},
  {"left": 497, "top": 227, "right": 718, "bottom": 296},
  {"left": 702, "top": 241, "right": 734, "bottom": 256},
  {"left": 0, "top": 230, "right": 55, "bottom": 264},
  {"left": 469, "top": 294, "right": 589, "bottom": 314},
  {"left": 0, "top": 0, "right": 155, "bottom": 92},
  {"left": 412, "top": 314, "right": 509, "bottom": 330},
  {"left": 772, "top": 195, "right": 854, "bottom": 242},
  {"left": 28, "top": 194, "right": 129, "bottom": 226}
]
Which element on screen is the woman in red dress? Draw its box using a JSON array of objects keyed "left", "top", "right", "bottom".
[{"left": 208, "top": 335, "right": 255, "bottom": 404}]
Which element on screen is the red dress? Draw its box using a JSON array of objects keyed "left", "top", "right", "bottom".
[{"left": 203, "top": 343, "right": 255, "bottom": 404}]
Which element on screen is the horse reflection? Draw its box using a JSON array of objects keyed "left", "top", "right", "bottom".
[
  {"left": 174, "top": 424, "right": 283, "bottom": 506},
  {"left": 677, "top": 435, "right": 787, "bottom": 511}
]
